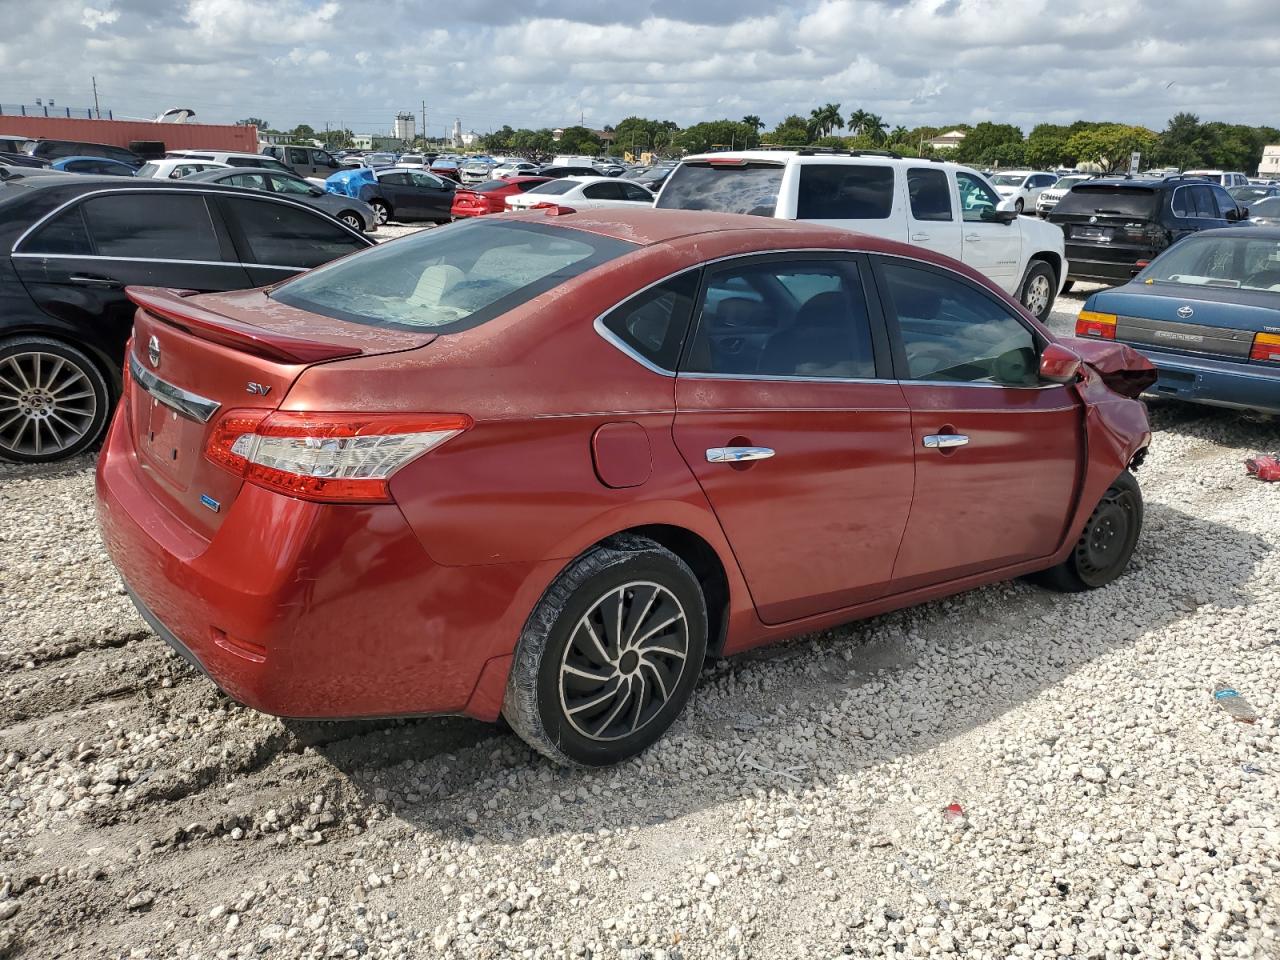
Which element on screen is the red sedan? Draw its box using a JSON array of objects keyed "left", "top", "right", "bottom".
[
  {"left": 96, "top": 210, "right": 1154, "bottom": 767},
  {"left": 451, "top": 176, "right": 551, "bottom": 218}
]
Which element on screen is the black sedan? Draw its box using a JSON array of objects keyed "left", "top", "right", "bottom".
[
  {"left": 322, "top": 167, "right": 455, "bottom": 225},
  {"left": 183, "top": 167, "right": 378, "bottom": 231},
  {"left": 0, "top": 172, "right": 374, "bottom": 463}
]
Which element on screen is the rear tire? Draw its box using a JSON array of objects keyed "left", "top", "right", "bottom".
[
  {"left": 1032, "top": 471, "right": 1142, "bottom": 592},
  {"left": 337, "top": 210, "right": 364, "bottom": 230},
  {"left": 1020, "top": 260, "right": 1057, "bottom": 322},
  {"left": 0, "top": 336, "right": 111, "bottom": 463},
  {"left": 370, "top": 200, "right": 390, "bottom": 225},
  {"left": 503, "top": 536, "right": 708, "bottom": 767}
]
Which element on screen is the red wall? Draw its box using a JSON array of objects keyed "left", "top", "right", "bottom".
[{"left": 0, "top": 116, "right": 257, "bottom": 152}]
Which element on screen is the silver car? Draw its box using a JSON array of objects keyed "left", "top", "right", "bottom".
[{"left": 182, "top": 167, "right": 379, "bottom": 231}]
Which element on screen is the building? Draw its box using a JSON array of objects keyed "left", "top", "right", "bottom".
[
  {"left": 451, "top": 117, "right": 463, "bottom": 147},
  {"left": 1260, "top": 145, "right": 1280, "bottom": 178},
  {"left": 0, "top": 113, "right": 256, "bottom": 152},
  {"left": 352, "top": 134, "right": 373, "bottom": 150},
  {"left": 393, "top": 112, "right": 415, "bottom": 142},
  {"left": 927, "top": 129, "right": 966, "bottom": 151}
]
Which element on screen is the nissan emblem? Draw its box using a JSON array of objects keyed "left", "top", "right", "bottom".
[{"left": 147, "top": 335, "right": 161, "bottom": 367}]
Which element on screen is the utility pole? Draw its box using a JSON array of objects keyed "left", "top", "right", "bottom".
[
  {"left": 421, "top": 100, "right": 427, "bottom": 148},
  {"left": 91, "top": 76, "right": 100, "bottom": 119}
]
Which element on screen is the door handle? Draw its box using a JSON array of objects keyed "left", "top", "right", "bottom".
[
  {"left": 910, "top": 233, "right": 931, "bottom": 241},
  {"left": 706, "top": 446, "right": 775, "bottom": 463},
  {"left": 964, "top": 234, "right": 982, "bottom": 242},
  {"left": 923, "top": 434, "right": 969, "bottom": 449},
  {"left": 69, "top": 274, "right": 121, "bottom": 287}
]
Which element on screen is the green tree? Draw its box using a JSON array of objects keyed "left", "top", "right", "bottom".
[
  {"left": 1025, "top": 123, "right": 1073, "bottom": 169},
  {"left": 1064, "top": 124, "right": 1159, "bottom": 173},
  {"left": 555, "top": 125, "right": 603, "bottom": 155},
  {"left": 511, "top": 128, "right": 556, "bottom": 157},
  {"left": 237, "top": 117, "right": 268, "bottom": 131},
  {"left": 846, "top": 108, "right": 871, "bottom": 136},
  {"left": 954, "top": 122, "right": 1024, "bottom": 166},
  {"left": 482, "top": 125, "right": 517, "bottom": 153},
  {"left": 678, "top": 119, "right": 759, "bottom": 153},
  {"left": 612, "top": 116, "right": 680, "bottom": 157},
  {"left": 807, "top": 103, "right": 842, "bottom": 139},
  {"left": 742, "top": 114, "right": 763, "bottom": 132},
  {"left": 288, "top": 123, "right": 316, "bottom": 142},
  {"left": 767, "top": 114, "right": 811, "bottom": 146},
  {"left": 862, "top": 113, "right": 888, "bottom": 145},
  {"left": 889, "top": 125, "right": 909, "bottom": 144}
]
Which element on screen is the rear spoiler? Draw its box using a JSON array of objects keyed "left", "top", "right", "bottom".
[{"left": 126, "top": 287, "right": 362, "bottom": 365}]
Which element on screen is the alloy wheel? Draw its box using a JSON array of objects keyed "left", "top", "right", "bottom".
[
  {"left": 340, "top": 213, "right": 362, "bottom": 228},
  {"left": 558, "top": 580, "right": 689, "bottom": 742},
  {"left": 372, "top": 203, "right": 390, "bottom": 225},
  {"left": 0, "top": 351, "right": 99, "bottom": 459}
]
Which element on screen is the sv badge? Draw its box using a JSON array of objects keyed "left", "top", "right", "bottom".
[{"left": 246, "top": 381, "right": 272, "bottom": 396}]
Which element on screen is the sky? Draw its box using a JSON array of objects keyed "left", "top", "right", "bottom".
[{"left": 1, "top": 0, "right": 1277, "bottom": 138}]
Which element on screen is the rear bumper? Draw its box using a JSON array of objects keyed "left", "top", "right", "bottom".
[
  {"left": 1133, "top": 347, "right": 1280, "bottom": 414},
  {"left": 1065, "top": 256, "right": 1145, "bottom": 284},
  {"left": 95, "top": 408, "right": 548, "bottom": 720}
]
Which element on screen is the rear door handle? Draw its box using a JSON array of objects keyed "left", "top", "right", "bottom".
[
  {"left": 923, "top": 434, "right": 969, "bottom": 449},
  {"left": 69, "top": 274, "right": 121, "bottom": 287},
  {"left": 706, "top": 446, "right": 775, "bottom": 463},
  {"left": 964, "top": 234, "right": 982, "bottom": 242}
]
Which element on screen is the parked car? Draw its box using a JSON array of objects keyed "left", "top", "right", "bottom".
[
  {"left": 460, "top": 157, "right": 496, "bottom": 183},
  {"left": 656, "top": 150, "right": 1069, "bottom": 320},
  {"left": 49, "top": 156, "right": 136, "bottom": 177},
  {"left": 324, "top": 167, "right": 455, "bottom": 224},
  {"left": 537, "top": 164, "right": 602, "bottom": 179},
  {"left": 492, "top": 159, "right": 540, "bottom": 178},
  {"left": 450, "top": 176, "right": 551, "bottom": 217},
  {"left": 28, "top": 139, "right": 142, "bottom": 168},
  {"left": 1184, "top": 170, "right": 1250, "bottom": 188},
  {"left": 429, "top": 158, "right": 462, "bottom": 182},
  {"left": 1228, "top": 184, "right": 1280, "bottom": 204},
  {"left": 136, "top": 158, "right": 230, "bottom": 179},
  {"left": 183, "top": 167, "right": 378, "bottom": 231},
  {"left": 987, "top": 170, "right": 1058, "bottom": 214},
  {"left": 0, "top": 177, "right": 373, "bottom": 462},
  {"left": 1075, "top": 227, "right": 1280, "bottom": 415},
  {"left": 94, "top": 208, "right": 1153, "bottom": 766},
  {"left": 631, "top": 165, "right": 675, "bottom": 192},
  {"left": 0, "top": 151, "right": 49, "bottom": 169},
  {"left": 1035, "top": 173, "right": 1093, "bottom": 217},
  {"left": 1049, "top": 176, "right": 1249, "bottom": 287},
  {"left": 363, "top": 153, "right": 397, "bottom": 169},
  {"left": 1249, "top": 197, "right": 1280, "bottom": 225},
  {"left": 165, "top": 150, "right": 293, "bottom": 174},
  {"left": 260, "top": 144, "right": 343, "bottom": 179},
  {"left": 594, "top": 158, "right": 627, "bottom": 177},
  {"left": 394, "top": 154, "right": 435, "bottom": 169},
  {"left": 0, "top": 135, "right": 33, "bottom": 154},
  {"left": 505, "top": 176, "right": 654, "bottom": 212}
]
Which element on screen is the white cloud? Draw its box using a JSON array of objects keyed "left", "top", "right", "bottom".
[{"left": 81, "top": 4, "right": 119, "bottom": 29}]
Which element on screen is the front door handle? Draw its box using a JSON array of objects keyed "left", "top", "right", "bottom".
[
  {"left": 69, "top": 274, "right": 121, "bottom": 287},
  {"left": 923, "top": 434, "right": 969, "bottom": 449},
  {"left": 910, "top": 233, "right": 931, "bottom": 241},
  {"left": 706, "top": 446, "right": 775, "bottom": 463},
  {"left": 964, "top": 234, "right": 982, "bottom": 242}
]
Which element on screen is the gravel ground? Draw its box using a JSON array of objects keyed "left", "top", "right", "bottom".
[{"left": 1, "top": 283, "right": 1279, "bottom": 960}]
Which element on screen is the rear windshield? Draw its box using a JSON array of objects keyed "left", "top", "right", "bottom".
[
  {"left": 656, "top": 162, "right": 784, "bottom": 216},
  {"left": 1142, "top": 235, "right": 1280, "bottom": 292},
  {"left": 526, "top": 180, "right": 577, "bottom": 196},
  {"left": 270, "top": 219, "right": 634, "bottom": 333},
  {"left": 1252, "top": 197, "right": 1280, "bottom": 216},
  {"left": 1055, "top": 186, "right": 1157, "bottom": 218}
]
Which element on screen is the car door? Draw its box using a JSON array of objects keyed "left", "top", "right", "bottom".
[
  {"left": 617, "top": 182, "right": 656, "bottom": 206},
  {"left": 409, "top": 171, "right": 454, "bottom": 219},
  {"left": 1209, "top": 185, "right": 1243, "bottom": 223},
  {"left": 310, "top": 149, "right": 339, "bottom": 177},
  {"left": 580, "top": 181, "right": 626, "bottom": 208},
  {"left": 671, "top": 253, "right": 915, "bottom": 624},
  {"left": 374, "top": 171, "right": 415, "bottom": 217},
  {"left": 286, "top": 146, "right": 311, "bottom": 178},
  {"left": 906, "top": 167, "right": 961, "bottom": 261},
  {"left": 215, "top": 194, "right": 371, "bottom": 285},
  {"left": 10, "top": 190, "right": 251, "bottom": 361},
  {"left": 870, "top": 257, "right": 1081, "bottom": 591},
  {"left": 954, "top": 169, "right": 1021, "bottom": 292}
]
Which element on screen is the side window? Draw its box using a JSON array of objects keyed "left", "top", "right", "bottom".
[
  {"left": 224, "top": 197, "right": 366, "bottom": 268},
  {"left": 908, "top": 168, "right": 953, "bottom": 221},
  {"left": 685, "top": 259, "right": 876, "bottom": 379},
  {"left": 409, "top": 172, "right": 443, "bottom": 189},
  {"left": 1171, "top": 187, "right": 1190, "bottom": 217},
  {"left": 583, "top": 182, "right": 623, "bottom": 200},
  {"left": 227, "top": 173, "right": 268, "bottom": 190},
  {"left": 1189, "top": 186, "right": 1216, "bottom": 218},
  {"left": 599, "top": 271, "right": 699, "bottom": 371},
  {"left": 226, "top": 157, "right": 258, "bottom": 167},
  {"left": 955, "top": 172, "right": 1001, "bottom": 222},
  {"left": 270, "top": 175, "right": 314, "bottom": 195},
  {"left": 1210, "top": 187, "right": 1238, "bottom": 218},
  {"left": 23, "top": 205, "right": 93, "bottom": 255},
  {"left": 103, "top": 146, "right": 137, "bottom": 165},
  {"left": 311, "top": 150, "right": 334, "bottom": 166},
  {"left": 82, "top": 193, "right": 221, "bottom": 261},
  {"left": 620, "top": 183, "right": 653, "bottom": 202},
  {"left": 288, "top": 148, "right": 309, "bottom": 165},
  {"left": 378, "top": 172, "right": 409, "bottom": 186},
  {"left": 797, "top": 164, "right": 894, "bottom": 220},
  {"left": 880, "top": 261, "right": 1039, "bottom": 386}
]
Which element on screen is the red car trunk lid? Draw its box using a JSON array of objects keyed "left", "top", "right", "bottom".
[{"left": 123, "top": 286, "right": 435, "bottom": 539}]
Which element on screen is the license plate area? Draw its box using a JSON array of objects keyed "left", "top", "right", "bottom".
[
  {"left": 139, "top": 396, "right": 205, "bottom": 490},
  {"left": 1073, "top": 226, "right": 1111, "bottom": 241}
]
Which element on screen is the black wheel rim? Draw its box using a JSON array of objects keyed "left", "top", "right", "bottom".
[
  {"left": 559, "top": 581, "right": 688, "bottom": 742},
  {"left": 1075, "top": 490, "right": 1135, "bottom": 581},
  {"left": 0, "top": 351, "right": 98, "bottom": 458}
]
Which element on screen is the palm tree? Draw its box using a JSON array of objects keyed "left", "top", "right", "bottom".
[
  {"left": 807, "top": 103, "right": 843, "bottom": 140},
  {"left": 742, "top": 114, "right": 763, "bottom": 132},
  {"left": 847, "top": 108, "right": 871, "bottom": 137},
  {"left": 863, "top": 113, "right": 889, "bottom": 145},
  {"left": 890, "top": 125, "right": 909, "bottom": 143}
]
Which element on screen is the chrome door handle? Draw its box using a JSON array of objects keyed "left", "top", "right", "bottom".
[
  {"left": 964, "top": 234, "right": 982, "bottom": 242},
  {"left": 910, "top": 233, "right": 930, "bottom": 241},
  {"left": 923, "top": 434, "right": 969, "bottom": 449},
  {"left": 706, "top": 446, "right": 775, "bottom": 463},
  {"left": 69, "top": 274, "right": 121, "bottom": 287}
]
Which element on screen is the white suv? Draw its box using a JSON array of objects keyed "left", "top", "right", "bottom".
[
  {"left": 1184, "top": 169, "right": 1250, "bottom": 188},
  {"left": 655, "top": 151, "right": 1068, "bottom": 321},
  {"left": 988, "top": 170, "right": 1059, "bottom": 214}
]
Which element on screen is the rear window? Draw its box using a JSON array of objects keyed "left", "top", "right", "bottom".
[
  {"left": 656, "top": 162, "right": 784, "bottom": 217},
  {"left": 798, "top": 165, "right": 894, "bottom": 219},
  {"left": 473, "top": 179, "right": 511, "bottom": 192},
  {"left": 270, "top": 219, "right": 634, "bottom": 333},
  {"left": 526, "top": 180, "right": 577, "bottom": 196},
  {"left": 1054, "top": 186, "right": 1157, "bottom": 219}
]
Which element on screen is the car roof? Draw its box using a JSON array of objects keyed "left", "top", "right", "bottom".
[
  {"left": 54, "top": 156, "right": 133, "bottom": 165},
  {"left": 185, "top": 166, "right": 297, "bottom": 179}
]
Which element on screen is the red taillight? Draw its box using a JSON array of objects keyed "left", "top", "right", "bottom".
[
  {"left": 205, "top": 410, "right": 472, "bottom": 503},
  {"left": 1134, "top": 260, "right": 1150, "bottom": 270},
  {"left": 707, "top": 157, "right": 747, "bottom": 166},
  {"left": 1076, "top": 310, "right": 1117, "bottom": 340},
  {"left": 528, "top": 203, "right": 576, "bottom": 215},
  {"left": 1250, "top": 332, "right": 1280, "bottom": 363}
]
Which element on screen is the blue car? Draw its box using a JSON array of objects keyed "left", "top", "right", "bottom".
[
  {"left": 1075, "top": 226, "right": 1280, "bottom": 415},
  {"left": 50, "top": 156, "right": 137, "bottom": 177}
]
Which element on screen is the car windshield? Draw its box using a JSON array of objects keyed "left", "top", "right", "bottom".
[
  {"left": 1054, "top": 185, "right": 1157, "bottom": 218},
  {"left": 526, "top": 180, "right": 577, "bottom": 196},
  {"left": 1230, "top": 186, "right": 1272, "bottom": 201},
  {"left": 434, "top": 161, "right": 458, "bottom": 169},
  {"left": 655, "top": 162, "right": 784, "bottom": 216},
  {"left": 1055, "top": 176, "right": 1090, "bottom": 188},
  {"left": 137, "top": 162, "right": 159, "bottom": 177},
  {"left": 991, "top": 174, "right": 1027, "bottom": 186},
  {"left": 270, "top": 219, "right": 634, "bottom": 332},
  {"left": 399, "top": 155, "right": 422, "bottom": 164},
  {"left": 1140, "top": 235, "right": 1280, "bottom": 292}
]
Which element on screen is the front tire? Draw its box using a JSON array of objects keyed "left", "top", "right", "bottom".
[
  {"left": 0, "top": 336, "right": 111, "bottom": 463},
  {"left": 370, "top": 200, "right": 390, "bottom": 225},
  {"left": 503, "top": 536, "right": 708, "bottom": 767},
  {"left": 337, "top": 210, "right": 364, "bottom": 230},
  {"left": 1032, "top": 471, "right": 1142, "bottom": 592},
  {"left": 1020, "top": 260, "right": 1057, "bottom": 322},
  {"left": 1015, "top": 198, "right": 1025, "bottom": 213}
]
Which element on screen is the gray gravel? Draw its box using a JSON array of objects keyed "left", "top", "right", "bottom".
[{"left": 1, "top": 285, "right": 1278, "bottom": 959}]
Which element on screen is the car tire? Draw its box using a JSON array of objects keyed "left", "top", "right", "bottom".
[
  {"left": 0, "top": 335, "right": 111, "bottom": 464},
  {"left": 503, "top": 535, "right": 708, "bottom": 767},
  {"left": 1019, "top": 260, "right": 1057, "bottom": 322},
  {"left": 337, "top": 210, "right": 364, "bottom": 230},
  {"left": 370, "top": 200, "right": 390, "bottom": 225},
  {"left": 1031, "top": 471, "right": 1143, "bottom": 593},
  {"left": 1015, "top": 198, "right": 1025, "bottom": 213}
]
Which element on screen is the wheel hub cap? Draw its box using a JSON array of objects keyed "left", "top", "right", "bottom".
[{"left": 558, "top": 581, "right": 689, "bottom": 742}]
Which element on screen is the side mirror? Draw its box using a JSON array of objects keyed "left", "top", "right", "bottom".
[
  {"left": 981, "top": 207, "right": 1018, "bottom": 225},
  {"left": 1039, "top": 342, "right": 1083, "bottom": 383}
]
